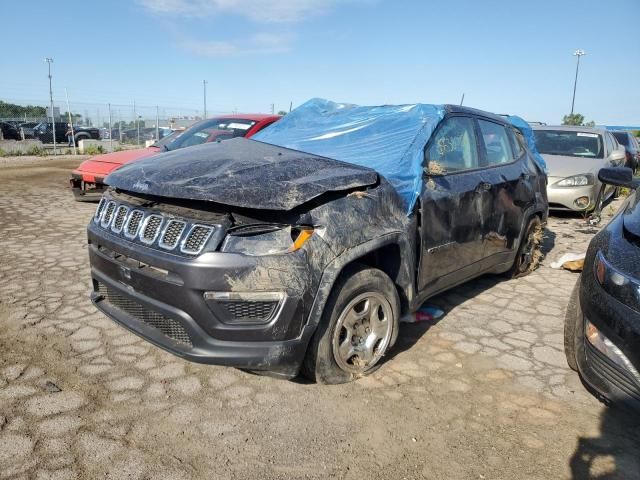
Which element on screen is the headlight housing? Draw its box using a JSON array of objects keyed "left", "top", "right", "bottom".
[
  {"left": 594, "top": 251, "right": 640, "bottom": 312},
  {"left": 554, "top": 174, "right": 594, "bottom": 187},
  {"left": 585, "top": 318, "right": 640, "bottom": 382},
  {"left": 220, "top": 225, "right": 313, "bottom": 256}
]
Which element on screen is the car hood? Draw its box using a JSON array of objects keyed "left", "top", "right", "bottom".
[
  {"left": 88, "top": 147, "right": 160, "bottom": 166},
  {"left": 105, "top": 138, "right": 379, "bottom": 211},
  {"left": 541, "top": 154, "right": 606, "bottom": 179}
]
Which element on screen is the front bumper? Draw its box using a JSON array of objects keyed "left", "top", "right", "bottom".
[
  {"left": 577, "top": 270, "right": 640, "bottom": 410},
  {"left": 70, "top": 173, "right": 105, "bottom": 201},
  {"left": 87, "top": 223, "right": 317, "bottom": 377},
  {"left": 547, "top": 179, "right": 598, "bottom": 211}
]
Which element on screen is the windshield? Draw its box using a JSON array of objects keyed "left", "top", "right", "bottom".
[
  {"left": 152, "top": 129, "right": 183, "bottom": 148},
  {"left": 533, "top": 130, "right": 603, "bottom": 158},
  {"left": 164, "top": 117, "right": 256, "bottom": 151}
]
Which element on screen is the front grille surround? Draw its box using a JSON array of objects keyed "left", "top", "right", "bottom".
[
  {"left": 181, "top": 224, "right": 215, "bottom": 255},
  {"left": 100, "top": 201, "right": 117, "bottom": 228},
  {"left": 124, "top": 210, "right": 144, "bottom": 239},
  {"left": 93, "top": 196, "right": 220, "bottom": 256},
  {"left": 111, "top": 205, "right": 129, "bottom": 234},
  {"left": 139, "top": 215, "right": 163, "bottom": 245},
  {"left": 96, "top": 282, "right": 192, "bottom": 346},
  {"left": 159, "top": 220, "right": 187, "bottom": 250}
]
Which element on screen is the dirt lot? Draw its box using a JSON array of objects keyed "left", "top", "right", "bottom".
[{"left": 0, "top": 156, "right": 638, "bottom": 480}]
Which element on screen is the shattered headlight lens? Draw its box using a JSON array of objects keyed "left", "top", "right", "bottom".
[
  {"left": 594, "top": 251, "right": 640, "bottom": 312},
  {"left": 220, "top": 225, "right": 313, "bottom": 256},
  {"left": 555, "top": 174, "right": 594, "bottom": 187}
]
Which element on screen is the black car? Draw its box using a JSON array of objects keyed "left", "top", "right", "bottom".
[
  {"left": 612, "top": 131, "right": 640, "bottom": 172},
  {"left": 86, "top": 101, "right": 548, "bottom": 383},
  {"left": 34, "top": 122, "right": 101, "bottom": 144},
  {"left": 19, "top": 122, "right": 39, "bottom": 139},
  {"left": 0, "top": 121, "right": 21, "bottom": 140},
  {"left": 565, "top": 167, "right": 640, "bottom": 410}
]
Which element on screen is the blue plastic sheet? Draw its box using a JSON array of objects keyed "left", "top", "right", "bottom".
[
  {"left": 504, "top": 115, "right": 548, "bottom": 173},
  {"left": 253, "top": 98, "right": 445, "bottom": 213}
]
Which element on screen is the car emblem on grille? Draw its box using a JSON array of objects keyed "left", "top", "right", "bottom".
[
  {"left": 132, "top": 180, "right": 149, "bottom": 191},
  {"left": 119, "top": 265, "right": 131, "bottom": 280}
]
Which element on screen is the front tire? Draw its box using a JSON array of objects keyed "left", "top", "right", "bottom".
[
  {"left": 507, "top": 216, "right": 543, "bottom": 278},
  {"left": 564, "top": 279, "right": 582, "bottom": 371},
  {"left": 302, "top": 265, "right": 400, "bottom": 384}
]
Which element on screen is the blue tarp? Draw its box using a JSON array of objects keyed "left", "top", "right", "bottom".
[
  {"left": 504, "top": 115, "right": 548, "bottom": 173},
  {"left": 253, "top": 98, "right": 445, "bottom": 213}
]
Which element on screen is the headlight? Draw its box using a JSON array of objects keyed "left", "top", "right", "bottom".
[
  {"left": 594, "top": 251, "right": 640, "bottom": 312},
  {"left": 585, "top": 318, "right": 640, "bottom": 381},
  {"left": 554, "top": 174, "right": 594, "bottom": 187},
  {"left": 220, "top": 225, "right": 314, "bottom": 256}
]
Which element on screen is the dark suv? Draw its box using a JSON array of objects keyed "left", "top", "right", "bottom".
[
  {"left": 34, "top": 122, "right": 100, "bottom": 144},
  {"left": 87, "top": 100, "right": 548, "bottom": 383}
]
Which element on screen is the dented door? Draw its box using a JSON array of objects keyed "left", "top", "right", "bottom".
[{"left": 418, "top": 115, "right": 488, "bottom": 294}]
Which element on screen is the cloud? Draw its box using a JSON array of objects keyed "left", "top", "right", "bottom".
[
  {"left": 139, "top": 0, "right": 343, "bottom": 23},
  {"left": 179, "top": 32, "right": 293, "bottom": 57}
]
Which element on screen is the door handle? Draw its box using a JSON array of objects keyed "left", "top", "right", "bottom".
[{"left": 475, "top": 182, "right": 492, "bottom": 192}]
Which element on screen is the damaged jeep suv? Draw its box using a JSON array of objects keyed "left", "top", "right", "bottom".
[{"left": 87, "top": 98, "right": 548, "bottom": 383}]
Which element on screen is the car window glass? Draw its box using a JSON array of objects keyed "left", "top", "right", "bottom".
[
  {"left": 478, "top": 119, "right": 514, "bottom": 165},
  {"left": 424, "top": 116, "right": 478, "bottom": 173},
  {"left": 509, "top": 129, "right": 525, "bottom": 158},
  {"left": 605, "top": 133, "right": 614, "bottom": 155},
  {"left": 613, "top": 132, "right": 629, "bottom": 146},
  {"left": 533, "top": 130, "right": 604, "bottom": 159}
]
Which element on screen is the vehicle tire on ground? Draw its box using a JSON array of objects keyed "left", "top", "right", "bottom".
[
  {"left": 74, "top": 134, "right": 89, "bottom": 144},
  {"left": 563, "top": 278, "right": 581, "bottom": 371},
  {"left": 302, "top": 265, "right": 400, "bottom": 384},
  {"left": 507, "top": 216, "right": 543, "bottom": 278}
]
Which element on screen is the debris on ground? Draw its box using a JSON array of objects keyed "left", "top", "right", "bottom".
[
  {"left": 400, "top": 305, "right": 444, "bottom": 323},
  {"left": 550, "top": 253, "right": 585, "bottom": 270},
  {"left": 41, "top": 380, "right": 62, "bottom": 393}
]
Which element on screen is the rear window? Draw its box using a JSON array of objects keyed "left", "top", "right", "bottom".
[
  {"left": 533, "top": 130, "right": 603, "bottom": 159},
  {"left": 478, "top": 119, "right": 514, "bottom": 165},
  {"left": 612, "top": 132, "right": 630, "bottom": 146}
]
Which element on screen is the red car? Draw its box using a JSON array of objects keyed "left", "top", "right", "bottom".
[{"left": 70, "top": 114, "right": 281, "bottom": 201}]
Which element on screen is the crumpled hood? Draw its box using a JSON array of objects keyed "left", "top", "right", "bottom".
[{"left": 105, "top": 138, "right": 378, "bottom": 210}]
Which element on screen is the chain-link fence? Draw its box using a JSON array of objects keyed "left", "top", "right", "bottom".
[{"left": 0, "top": 98, "right": 225, "bottom": 151}]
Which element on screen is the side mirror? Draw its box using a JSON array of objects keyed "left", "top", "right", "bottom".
[{"left": 598, "top": 167, "right": 633, "bottom": 187}]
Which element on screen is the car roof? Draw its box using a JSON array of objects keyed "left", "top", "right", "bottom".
[
  {"left": 444, "top": 105, "right": 511, "bottom": 125},
  {"left": 531, "top": 125, "right": 610, "bottom": 135},
  {"left": 210, "top": 113, "right": 281, "bottom": 121}
]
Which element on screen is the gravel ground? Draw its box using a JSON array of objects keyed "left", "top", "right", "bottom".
[{"left": 0, "top": 156, "right": 639, "bottom": 480}]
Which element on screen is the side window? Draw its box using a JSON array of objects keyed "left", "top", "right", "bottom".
[
  {"left": 424, "top": 116, "right": 479, "bottom": 173},
  {"left": 604, "top": 133, "right": 614, "bottom": 155},
  {"left": 478, "top": 119, "right": 514, "bottom": 165},
  {"left": 509, "top": 129, "right": 526, "bottom": 158}
]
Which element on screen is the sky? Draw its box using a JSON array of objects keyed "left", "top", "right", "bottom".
[{"left": 2, "top": 0, "right": 639, "bottom": 124}]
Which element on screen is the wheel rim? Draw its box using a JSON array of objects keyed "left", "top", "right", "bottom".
[{"left": 332, "top": 292, "right": 393, "bottom": 374}]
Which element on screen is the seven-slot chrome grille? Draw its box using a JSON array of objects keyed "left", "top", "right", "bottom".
[{"left": 94, "top": 198, "right": 216, "bottom": 255}]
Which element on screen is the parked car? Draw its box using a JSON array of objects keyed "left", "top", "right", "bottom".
[
  {"left": 32, "top": 121, "right": 69, "bottom": 143},
  {"left": 19, "top": 122, "right": 39, "bottom": 139},
  {"left": 0, "top": 121, "right": 21, "bottom": 140},
  {"left": 70, "top": 114, "right": 281, "bottom": 201},
  {"left": 86, "top": 99, "right": 548, "bottom": 383},
  {"left": 612, "top": 130, "right": 640, "bottom": 172},
  {"left": 565, "top": 167, "right": 640, "bottom": 411},
  {"left": 533, "top": 126, "right": 626, "bottom": 211}
]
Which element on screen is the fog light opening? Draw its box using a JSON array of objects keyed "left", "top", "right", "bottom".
[
  {"left": 574, "top": 196, "right": 590, "bottom": 209},
  {"left": 585, "top": 319, "right": 640, "bottom": 381}
]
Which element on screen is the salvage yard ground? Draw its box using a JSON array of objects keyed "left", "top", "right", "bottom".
[{"left": 0, "top": 156, "right": 639, "bottom": 480}]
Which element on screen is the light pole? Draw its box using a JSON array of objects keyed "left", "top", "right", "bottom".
[
  {"left": 570, "top": 50, "right": 586, "bottom": 115},
  {"left": 203, "top": 80, "right": 208, "bottom": 119},
  {"left": 45, "top": 57, "right": 57, "bottom": 155}
]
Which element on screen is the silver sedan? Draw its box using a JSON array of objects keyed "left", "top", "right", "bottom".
[{"left": 532, "top": 126, "right": 626, "bottom": 211}]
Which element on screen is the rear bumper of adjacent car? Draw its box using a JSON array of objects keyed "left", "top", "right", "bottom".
[
  {"left": 547, "top": 180, "right": 598, "bottom": 211},
  {"left": 87, "top": 222, "right": 316, "bottom": 378},
  {"left": 576, "top": 274, "right": 640, "bottom": 410},
  {"left": 70, "top": 173, "right": 105, "bottom": 201}
]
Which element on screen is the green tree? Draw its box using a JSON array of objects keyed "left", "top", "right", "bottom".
[{"left": 562, "top": 113, "right": 596, "bottom": 127}]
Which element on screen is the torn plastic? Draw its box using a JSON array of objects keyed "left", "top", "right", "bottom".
[
  {"left": 503, "top": 115, "right": 548, "bottom": 173},
  {"left": 253, "top": 98, "right": 446, "bottom": 213},
  {"left": 400, "top": 305, "right": 445, "bottom": 323}
]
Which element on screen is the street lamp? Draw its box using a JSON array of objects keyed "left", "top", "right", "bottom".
[
  {"left": 44, "top": 57, "right": 57, "bottom": 154},
  {"left": 570, "top": 50, "right": 586, "bottom": 115}
]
